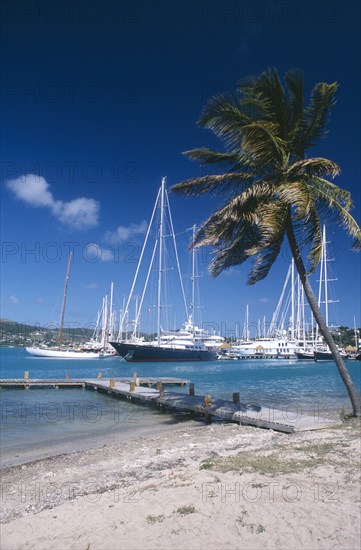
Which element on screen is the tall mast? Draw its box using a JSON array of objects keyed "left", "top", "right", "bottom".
[
  {"left": 243, "top": 304, "right": 249, "bottom": 340},
  {"left": 316, "top": 227, "right": 325, "bottom": 342},
  {"left": 191, "top": 224, "right": 196, "bottom": 323},
  {"left": 157, "top": 177, "right": 166, "bottom": 345},
  {"left": 323, "top": 226, "right": 329, "bottom": 327},
  {"left": 102, "top": 296, "right": 108, "bottom": 348},
  {"left": 291, "top": 258, "right": 295, "bottom": 340},
  {"left": 354, "top": 317, "right": 359, "bottom": 349},
  {"left": 109, "top": 282, "right": 114, "bottom": 341},
  {"left": 58, "top": 252, "right": 73, "bottom": 350}
]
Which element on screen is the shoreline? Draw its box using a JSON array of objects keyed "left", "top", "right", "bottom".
[
  {"left": 1, "top": 419, "right": 360, "bottom": 550},
  {"left": 0, "top": 410, "right": 200, "bottom": 469}
]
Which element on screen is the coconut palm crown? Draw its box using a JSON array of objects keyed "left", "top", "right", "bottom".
[{"left": 172, "top": 68, "right": 361, "bottom": 415}]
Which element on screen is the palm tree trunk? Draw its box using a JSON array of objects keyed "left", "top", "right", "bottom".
[{"left": 285, "top": 220, "right": 361, "bottom": 417}]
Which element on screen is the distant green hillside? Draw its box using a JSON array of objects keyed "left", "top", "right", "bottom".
[{"left": 0, "top": 319, "right": 94, "bottom": 347}]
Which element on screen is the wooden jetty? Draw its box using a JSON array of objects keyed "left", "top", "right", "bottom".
[
  {"left": 0, "top": 377, "right": 338, "bottom": 433},
  {"left": 0, "top": 376, "right": 189, "bottom": 389}
]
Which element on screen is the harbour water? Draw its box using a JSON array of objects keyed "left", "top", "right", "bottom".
[{"left": 1, "top": 347, "right": 360, "bottom": 466}]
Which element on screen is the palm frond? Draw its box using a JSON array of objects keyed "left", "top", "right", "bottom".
[
  {"left": 296, "top": 81, "right": 338, "bottom": 153},
  {"left": 183, "top": 148, "right": 240, "bottom": 167},
  {"left": 277, "top": 181, "right": 313, "bottom": 220},
  {"left": 247, "top": 236, "right": 285, "bottom": 285},
  {"left": 313, "top": 184, "right": 361, "bottom": 250},
  {"left": 287, "top": 157, "right": 340, "bottom": 179},
  {"left": 251, "top": 68, "right": 287, "bottom": 138},
  {"left": 241, "top": 121, "right": 286, "bottom": 165},
  {"left": 198, "top": 92, "right": 253, "bottom": 139},
  {"left": 207, "top": 224, "right": 261, "bottom": 277},
  {"left": 245, "top": 202, "right": 288, "bottom": 252},
  {"left": 285, "top": 69, "right": 304, "bottom": 124},
  {"left": 310, "top": 177, "right": 353, "bottom": 210},
  {"left": 171, "top": 172, "right": 253, "bottom": 197}
]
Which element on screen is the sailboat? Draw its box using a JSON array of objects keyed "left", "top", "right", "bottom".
[
  {"left": 110, "top": 178, "right": 214, "bottom": 362},
  {"left": 26, "top": 254, "right": 102, "bottom": 359},
  {"left": 81, "top": 283, "right": 118, "bottom": 357}
]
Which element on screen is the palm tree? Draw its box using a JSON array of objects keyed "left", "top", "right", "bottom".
[{"left": 172, "top": 68, "right": 361, "bottom": 416}]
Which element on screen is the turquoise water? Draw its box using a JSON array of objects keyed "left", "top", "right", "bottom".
[{"left": 1, "top": 347, "right": 360, "bottom": 465}]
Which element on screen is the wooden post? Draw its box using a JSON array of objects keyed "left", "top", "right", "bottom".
[
  {"left": 66, "top": 373, "right": 71, "bottom": 380},
  {"left": 203, "top": 394, "right": 212, "bottom": 408},
  {"left": 97, "top": 373, "right": 102, "bottom": 379},
  {"left": 158, "top": 385, "right": 164, "bottom": 398},
  {"left": 24, "top": 371, "right": 29, "bottom": 381},
  {"left": 232, "top": 392, "right": 240, "bottom": 404},
  {"left": 129, "top": 381, "right": 135, "bottom": 392},
  {"left": 133, "top": 372, "right": 137, "bottom": 380},
  {"left": 109, "top": 378, "right": 115, "bottom": 388},
  {"left": 189, "top": 383, "right": 195, "bottom": 396}
]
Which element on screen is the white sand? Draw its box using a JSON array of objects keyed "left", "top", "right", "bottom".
[{"left": 1, "top": 420, "right": 360, "bottom": 550}]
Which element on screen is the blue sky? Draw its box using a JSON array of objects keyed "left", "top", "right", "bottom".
[{"left": 1, "top": 0, "right": 360, "bottom": 336}]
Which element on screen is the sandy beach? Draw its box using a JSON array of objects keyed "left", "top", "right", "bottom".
[{"left": 1, "top": 418, "right": 360, "bottom": 550}]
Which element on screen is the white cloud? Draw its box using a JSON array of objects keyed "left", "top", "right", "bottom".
[
  {"left": 6, "top": 174, "right": 99, "bottom": 230},
  {"left": 7, "top": 174, "right": 53, "bottom": 207},
  {"left": 104, "top": 220, "right": 147, "bottom": 244},
  {"left": 53, "top": 197, "right": 99, "bottom": 231},
  {"left": 8, "top": 294, "right": 19, "bottom": 305},
  {"left": 81, "top": 283, "right": 98, "bottom": 289},
  {"left": 100, "top": 249, "right": 114, "bottom": 261},
  {"left": 83, "top": 243, "right": 114, "bottom": 262}
]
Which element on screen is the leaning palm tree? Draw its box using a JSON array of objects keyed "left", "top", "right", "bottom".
[{"left": 172, "top": 68, "right": 361, "bottom": 416}]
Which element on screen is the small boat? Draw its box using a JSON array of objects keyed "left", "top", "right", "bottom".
[
  {"left": 230, "top": 337, "right": 297, "bottom": 359},
  {"left": 25, "top": 346, "right": 101, "bottom": 359},
  {"left": 314, "top": 345, "right": 348, "bottom": 361},
  {"left": 26, "top": 254, "right": 112, "bottom": 359},
  {"left": 295, "top": 340, "right": 316, "bottom": 360}
]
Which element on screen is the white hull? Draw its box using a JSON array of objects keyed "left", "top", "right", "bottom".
[
  {"left": 26, "top": 347, "right": 101, "bottom": 359},
  {"left": 230, "top": 338, "right": 297, "bottom": 359}
]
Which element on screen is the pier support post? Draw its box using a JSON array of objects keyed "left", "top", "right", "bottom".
[
  {"left": 189, "top": 383, "right": 195, "bottom": 396},
  {"left": 129, "top": 381, "right": 135, "bottom": 392},
  {"left": 66, "top": 373, "right": 71, "bottom": 380},
  {"left": 109, "top": 378, "right": 115, "bottom": 388},
  {"left": 24, "top": 371, "right": 29, "bottom": 381},
  {"left": 97, "top": 373, "right": 102, "bottom": 379},
  {"left": 232, "top": 392, "right": 240, "bottom": 404},
  {"left": 203, "top": 394, "right": 212, "bottom": 408},
  {"left": 158, "top": 384, "right": 164, "bottom": 398}
]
